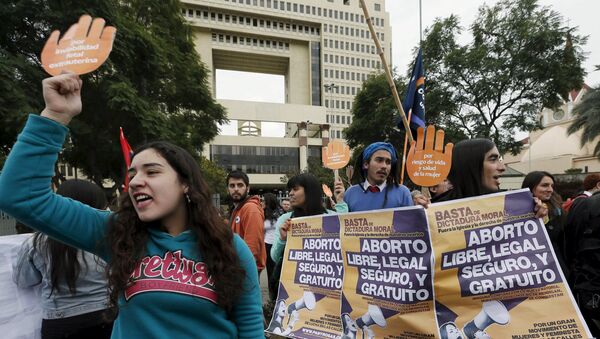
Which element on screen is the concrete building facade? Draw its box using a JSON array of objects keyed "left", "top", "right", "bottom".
[{"left": 180, "top": 0, "right": 392, "bottom": 188}]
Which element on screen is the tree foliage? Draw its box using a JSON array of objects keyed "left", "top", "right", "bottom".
[
  {"left": 345, "top": 72, "right": 408, "bottom": 152},
  {"left": 422, "top": 0, "right": 586, "bottom": 154},
  {"left": 198, "top": 156, "right": 228, "bottom": 197},
  {"left": 346, "top": 0, "right": 586, "bottom": 157},
  {"left": 0, "top": 0, "right": 227, "bottom": 192},
  {"left": 568, "top": 66, "right": 600, "bottom": 158},
  {"left": 279, "top": 157, "right": 351, "bottom": 193},
  {"left": 344, "top": 71, "right": 465, "bottom": 173}
]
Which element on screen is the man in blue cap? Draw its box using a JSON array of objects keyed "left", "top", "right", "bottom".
[{"left": 344, "top": 142, "right": 413, "bottom": 211}]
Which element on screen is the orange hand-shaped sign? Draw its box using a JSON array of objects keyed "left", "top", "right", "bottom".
[
  {"left": 322, "top": 140, "right": 351, "bottom": 170},
  {"left": 41, "top": 15, "right": 117, "bottom": 76},
  {"left": 406, "top": 125, "right": 453, "bottom": 187}
]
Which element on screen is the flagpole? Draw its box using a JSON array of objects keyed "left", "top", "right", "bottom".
[
  {"left": 400, "top": 109, "right": 413, "bottom": 185},
  {"left": 400, "top": 0, "right": 423, "bottom": 185},
  {"left": 419, "top": 0, "right": 423, "bottom": 43},
  {"left": 358, "top": 0, "right": 413, "bottom": 144},
  {"left": 401, "top": 0, "right": 424, "bottom": 185}
]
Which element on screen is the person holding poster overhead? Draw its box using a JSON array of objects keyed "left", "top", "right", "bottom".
[
  {"left": 0, "top": 73, "right": 264, "bottom": 338},
  {"left": 343, "top": 142, "right": 414, "bottom": 212}
]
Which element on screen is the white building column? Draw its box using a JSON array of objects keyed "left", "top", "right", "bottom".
[{"left": 299, "top": 121, "right": 308, "bottom": 172}]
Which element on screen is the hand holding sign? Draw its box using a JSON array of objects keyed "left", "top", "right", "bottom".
[
  {"left": 406, "top": 125, "right": 453, "bottom": 187},
  {"left": 41, "top": 15, "right": 116, "bottom": 76}
]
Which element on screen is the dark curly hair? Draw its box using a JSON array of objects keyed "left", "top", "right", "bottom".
[{"left": 106, "top": 141, "right": 246, "bottom": 316}]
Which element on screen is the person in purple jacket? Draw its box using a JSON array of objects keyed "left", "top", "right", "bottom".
[{"left": 0, "top": 73, "right": 264, "bottom": 338}]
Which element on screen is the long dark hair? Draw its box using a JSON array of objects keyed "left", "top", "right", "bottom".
[
  {"left": 107, "top": 141, "right": 245, "bottom": 316},
  {"left": 522, "top": 171, "right": 563, "bottom": 218},
  {"left": 446, "top": 138, "right": 496, "bottom": 200},
  {"left": 33, "top": 179, "right": 107, "bottom": 295},
  {"left": 263, "top": 193, "right": 279, "bottom": 222},
  {"left": 287, "top": 173, "right": 326, "bottom": 217}
]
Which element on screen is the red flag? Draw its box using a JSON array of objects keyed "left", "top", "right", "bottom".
[{"left": 119, "top": 127, "right": 134, "bottom": 191}]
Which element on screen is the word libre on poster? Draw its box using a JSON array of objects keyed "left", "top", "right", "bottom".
[{"left": 41, "top": 15, "right": 116, "bottom": 76}]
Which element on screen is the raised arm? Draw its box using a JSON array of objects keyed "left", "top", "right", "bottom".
[{"left": 0, "top": 74, "right": 110, "bottom": 258}]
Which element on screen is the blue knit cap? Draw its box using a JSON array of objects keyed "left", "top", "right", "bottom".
[{"left": 362, "top": 142, "right": 397, "bottom": 164}]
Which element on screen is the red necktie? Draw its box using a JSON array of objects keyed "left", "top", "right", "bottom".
[{"left": 368, "top": 185, "right": 380, "bottom": 193}]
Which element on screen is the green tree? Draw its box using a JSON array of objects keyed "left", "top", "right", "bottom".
[
  {"left": 421, "top": 0, "right": 586, "bottom": 154},
  {"left": 344, "top": 73, "right": 409, "bottom": 153},
  {"left": 0, "top": 0, "right": 227, "bottom": 192},
  {"left": 279, "top": 157, "right": 350, "bottom": 193},
  {"left": 199, "top": 156, "right": 228, "bottom": 197},
  {"left": 567, "top": 66, "right": 600, "bottom": 158}
]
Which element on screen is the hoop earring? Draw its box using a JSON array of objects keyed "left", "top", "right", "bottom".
[{"left": 185, "top": 193, "right": 191, "bottom": 204}]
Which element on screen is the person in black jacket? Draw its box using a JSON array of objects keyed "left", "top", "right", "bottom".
[{"left": 564, "top": 191, "right": 600, "bottom": 337}]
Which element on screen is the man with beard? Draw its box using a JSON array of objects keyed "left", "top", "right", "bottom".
[
  {"left": 227, "top": 170, "right": 266, "bottom": 273},
  {"left": 344, "top": 142, "right": 413, "bottom": 212}
]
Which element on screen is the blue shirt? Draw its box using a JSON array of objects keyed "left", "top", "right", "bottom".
[{"left": 344, "top": 182, "right": 413, "bottom": 212}]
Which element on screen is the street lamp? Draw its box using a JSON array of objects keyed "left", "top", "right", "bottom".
[{"left": 324, "top": 83, "right": 339, "bottom": 103}]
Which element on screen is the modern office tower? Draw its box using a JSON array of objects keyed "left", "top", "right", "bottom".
[{"left": 180, "top": 0, "right": 392, "bottom": 190}]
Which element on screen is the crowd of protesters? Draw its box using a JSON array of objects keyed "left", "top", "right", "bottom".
[{"left": 0, "top": 73, "right": 598, "bottom": 338}]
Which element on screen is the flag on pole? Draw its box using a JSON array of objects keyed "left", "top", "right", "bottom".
[
  {"left": 400, "top": 48, "right": 426, "bottom": 131},
  {"left": 119, "top": 127, "right": 134, "bottom": 191}
]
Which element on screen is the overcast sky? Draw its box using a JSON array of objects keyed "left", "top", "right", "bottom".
[
  {"left": 215, "top": 0, "right": 599, "bottom": 136},
  {"left": 387, "top": 0, "right": 600, "bottom": 86}
]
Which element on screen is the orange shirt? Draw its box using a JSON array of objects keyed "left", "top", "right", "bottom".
[{"left": 230, "top": 196, "right": 266, "bottom": 271}]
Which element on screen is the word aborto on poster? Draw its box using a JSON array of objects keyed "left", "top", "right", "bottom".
[{"left": 266, "top": 189, "right": 592, "bottom": 339}]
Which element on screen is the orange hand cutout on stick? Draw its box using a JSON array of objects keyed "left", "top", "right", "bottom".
[
  {"left": 321, "top": 140, "right": 351, "bottom": 170},
  {"left": 406, "top": 125, "right": 453, "bottom": 187},
  {"left": 322, "top": 140, "right": 351, "bottom": 182},
  {"left": 41, "top": 15, "right": 117, "bottom": 76}
]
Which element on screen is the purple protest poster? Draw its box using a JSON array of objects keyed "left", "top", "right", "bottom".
[
  {"left": 428, "top": 189, "right": 591, "bottom": 338},
  {"left": 339, "top": 206, "right": 438, "bottom": 338},
  {"left": 266, "top": 214, "right": 344, "bottom": 338}
]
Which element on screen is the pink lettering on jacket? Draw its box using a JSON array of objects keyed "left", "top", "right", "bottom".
[{"left": 124, "top": 250, "right": 216, "bottom": 303}]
